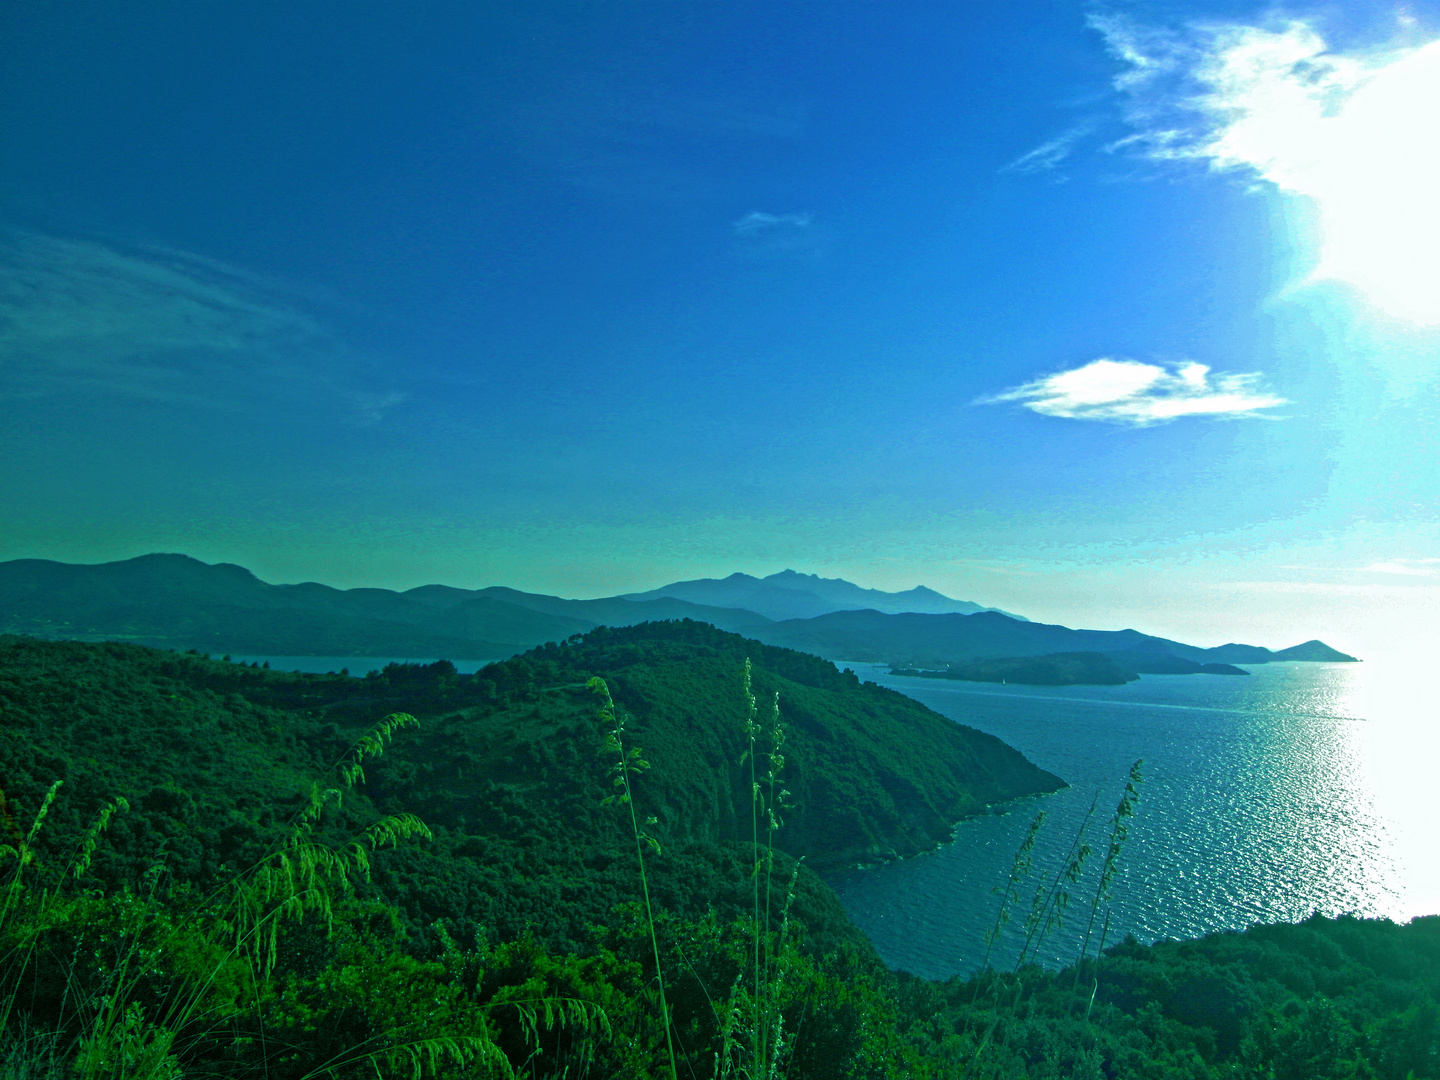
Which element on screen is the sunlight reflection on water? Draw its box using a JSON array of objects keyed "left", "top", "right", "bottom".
[{"left": 826, "top": 658, "right": 1436, "bottom": 980}]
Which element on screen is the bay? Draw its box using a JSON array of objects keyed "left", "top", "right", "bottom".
[
  {"left": 826, "top": 657, "right": 1440, "bottom": 980},
  {"left": 226, "top": 648, "right": 1439, "bottom": 982}
]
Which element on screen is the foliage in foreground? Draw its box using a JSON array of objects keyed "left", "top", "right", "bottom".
[
  {"left": 2, "top": 631, "right": 1439, "bottom": 1077},
  {"left": 896, "top": 912, "right": 1440, "bottom": 1079},
  {"left": 9, "top": 789, "right": 1440, "bottom": 1079}
]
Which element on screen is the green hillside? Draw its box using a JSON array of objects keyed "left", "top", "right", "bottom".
[
  {"left": 0, "top": 621, "right": 1060, "bottom": 920},
  {"left": 2, "top": 626, "right": 1430, "bottom": 1079}
]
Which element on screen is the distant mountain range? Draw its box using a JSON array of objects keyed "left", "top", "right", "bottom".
[
  {"left": 0, "top": 554, "right": 1358, "bottom": 676},
  {"left": 623, "top": 569, "right": 1028, "bottom": 622},
  {"left": 0, "top": 554, "right": 773, "bottom": 660},
  {"left": 753, "top": 608, "right": 1357, "bottom": 668}
]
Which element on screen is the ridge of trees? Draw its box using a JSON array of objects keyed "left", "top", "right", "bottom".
[{"left": 0, "top": 627, "right": 1431, "bottom": 1077}]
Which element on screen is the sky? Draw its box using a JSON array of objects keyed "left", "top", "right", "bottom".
[{"left": 3, "top": 0, "right": 1440, "bottom": 656}]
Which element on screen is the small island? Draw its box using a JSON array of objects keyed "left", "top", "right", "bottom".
[
  {"left": 892, "top": 651, "right": 1140, "bottom": 686},
  {"left": 891, "top": 649, "right": 1253, "bottom": 686}
]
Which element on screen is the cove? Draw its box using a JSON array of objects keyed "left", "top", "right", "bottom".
[{"left": 827, "top": 658, "right": 1440, "bottom": 980}]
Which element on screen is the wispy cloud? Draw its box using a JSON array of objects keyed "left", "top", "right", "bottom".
[
  {"left": 1090, "top": 12, "right": 1361, "bottom": 164},
  {"left": 730, "top": 211, "right": 826, "bottom": 260},
  {"left": 979, "top": 357, "right": 1289, "bottom": 426},
  {"left": 733, "top": 211, "right": 813, "bottom": 235},
  {"left": 0, "top": 230, "right": 405, "bottom": 422},
  {"left": 1002, "top": 122, "right": 1096, "bottom": 174},
  {"left": 504, "top": 76, "right": 806, "bottom": 202},
  {"left": 346, "top": 390, "right": 411, "bottom": 424},
  {"left": 1363, "top": 558, "right": 1440, "bottom": 576},
  {"left": 1090, "top": 11, "right": 1440, "bottom": 323}
]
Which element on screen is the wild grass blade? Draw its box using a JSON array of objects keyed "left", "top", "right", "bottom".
[
  {"left": 589, "top": 675, "right": 680, "bottom": 1080},
  {"left": 977, "top": 810, "right": 1044, "bottom": 978},
  {"left": 1073, "top": 759, "right": 1143, "bottom": 1018}
]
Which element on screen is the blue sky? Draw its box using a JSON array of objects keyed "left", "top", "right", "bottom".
[{"left": 3, "top": 1, "right": 1439, "bottom": 655}]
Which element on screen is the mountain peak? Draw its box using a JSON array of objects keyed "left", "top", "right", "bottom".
[
  {"left": 763, "top": 569, "right": 845, "bottom": 587},
  {"left": 114, "top": 553, "right": 264, "bottom": 586},
  {"left": 1272, "top": 639, "right": 1360, "bottom": 662},
  {"left": 625, "top": 569, "right": 1026, "bottom": 622}
]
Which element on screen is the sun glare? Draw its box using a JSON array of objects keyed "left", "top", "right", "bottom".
[
  {"left": 1318, "top": 41, "right": 1440, "bottom": 323},
  {"left": 1195, "top": 28, "right": 1440, "bottom": 324}
]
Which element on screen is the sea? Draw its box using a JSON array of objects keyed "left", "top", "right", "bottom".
[
  {"left": 230, "top": 652, "right": 1439, "bottom": 981},
  {"left": 825, "top": 657, "right": 1440, "bottom": 979}
]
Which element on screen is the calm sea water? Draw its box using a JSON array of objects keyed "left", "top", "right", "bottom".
[
  {"left": 229, "top": 650, "right": 1438, "bottom": 981},
  {"left": 826, "top": 658, "right": 1440, "bottom": 980}
]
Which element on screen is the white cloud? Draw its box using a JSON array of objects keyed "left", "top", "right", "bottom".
[
  {"left": 733, "top": 211, "right": 813, "bottom": 235},
  {"left": 1364, "top": 558, "right": 1440, "bottom": 576},
  {"left": 980, "top": 357, "right": 1289, "bottom": 426},
  {"left": 0, "top": 230, "right": 404, "bottom": 421},
  {"left": 1002, "top": 122, "right": 1095, "bottom": 174},
  {"left": 1091, "top": 12, "right": 1440, "bottom": 323},
  {"left": 346, "top": 390, "right": 410, "bottom": 424}
]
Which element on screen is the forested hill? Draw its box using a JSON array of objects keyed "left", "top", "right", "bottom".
[
  {"left": 8, "top": 628, "right": 1440, "bottom": 1079},
  {"left": 0, "top": 621, "right": 1060, "bottom": 944}
]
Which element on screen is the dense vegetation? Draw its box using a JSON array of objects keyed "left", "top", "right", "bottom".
[
  {"left": 1, "top": 625, "right": 1433, "bottom": 1077},
  {"left": 892, "top": 912, "right": 1440, "bottom": 1079}
]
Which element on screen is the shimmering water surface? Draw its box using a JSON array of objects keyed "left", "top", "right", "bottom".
[
  {"left": 233, "top": 651, "right": 1437, "bottom": 980},
  {"left": 827, "top": 659, "right": 1440, "bottom": 980}
]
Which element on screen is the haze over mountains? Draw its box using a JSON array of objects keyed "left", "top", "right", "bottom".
[
  {"left": 0, "top": 554, "right": 1357, "bottom": 674},
  {"left": 623, "top": 569, "right": 1027, "bottom": 622}
]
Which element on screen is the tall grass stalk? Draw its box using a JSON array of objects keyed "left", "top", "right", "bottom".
[
  {"left": 711, "top": 860, "right": 801, "bottom": 1080},
  {"left": 738, "top": 659, "right": 791, "bottom": 1079},
  {"left": 761, "top": 859, "right": 802, "bottom": 1080},
  {"left": 0, "top": 782, "right": 191, "bottom": 1080},
  {"left": 741, "top": 659, "right": 763, "bottom": 1073},
  {"left": 690, "top": 660, "right": 794, "bottom": 1080},
  {"left": 0, "top": 780, "right": 68, "bottom": 1050},
  {"left": 588, "top": 676, "right": 680, "bottom": 1080},
  {"left": 975, "top": 810, "right": 1044, "bottom": 980},
  {"left": 1013, "top": 792, "right": 1097, "bottom": 972},
  {"left": 0, "top": 780, "right": 62, "bottom": 916},
  {"left": 759, "top": 688, "right": 787, "bottom": 998},
  {"left": 756, "top": 682, "right": 789, "bottom": 1078},
  {"left": 1073, "top": 759, "right": 1142, "bottom": 1021},
  {"left": 229, "top": 712, "right": 434, "bottom": 979},
  {"left": 0, "top": 714, "right": 524, "bottom": 1080},
  {"left": 963, "top": 803, "right": 1095, "bottom": 1078}
]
